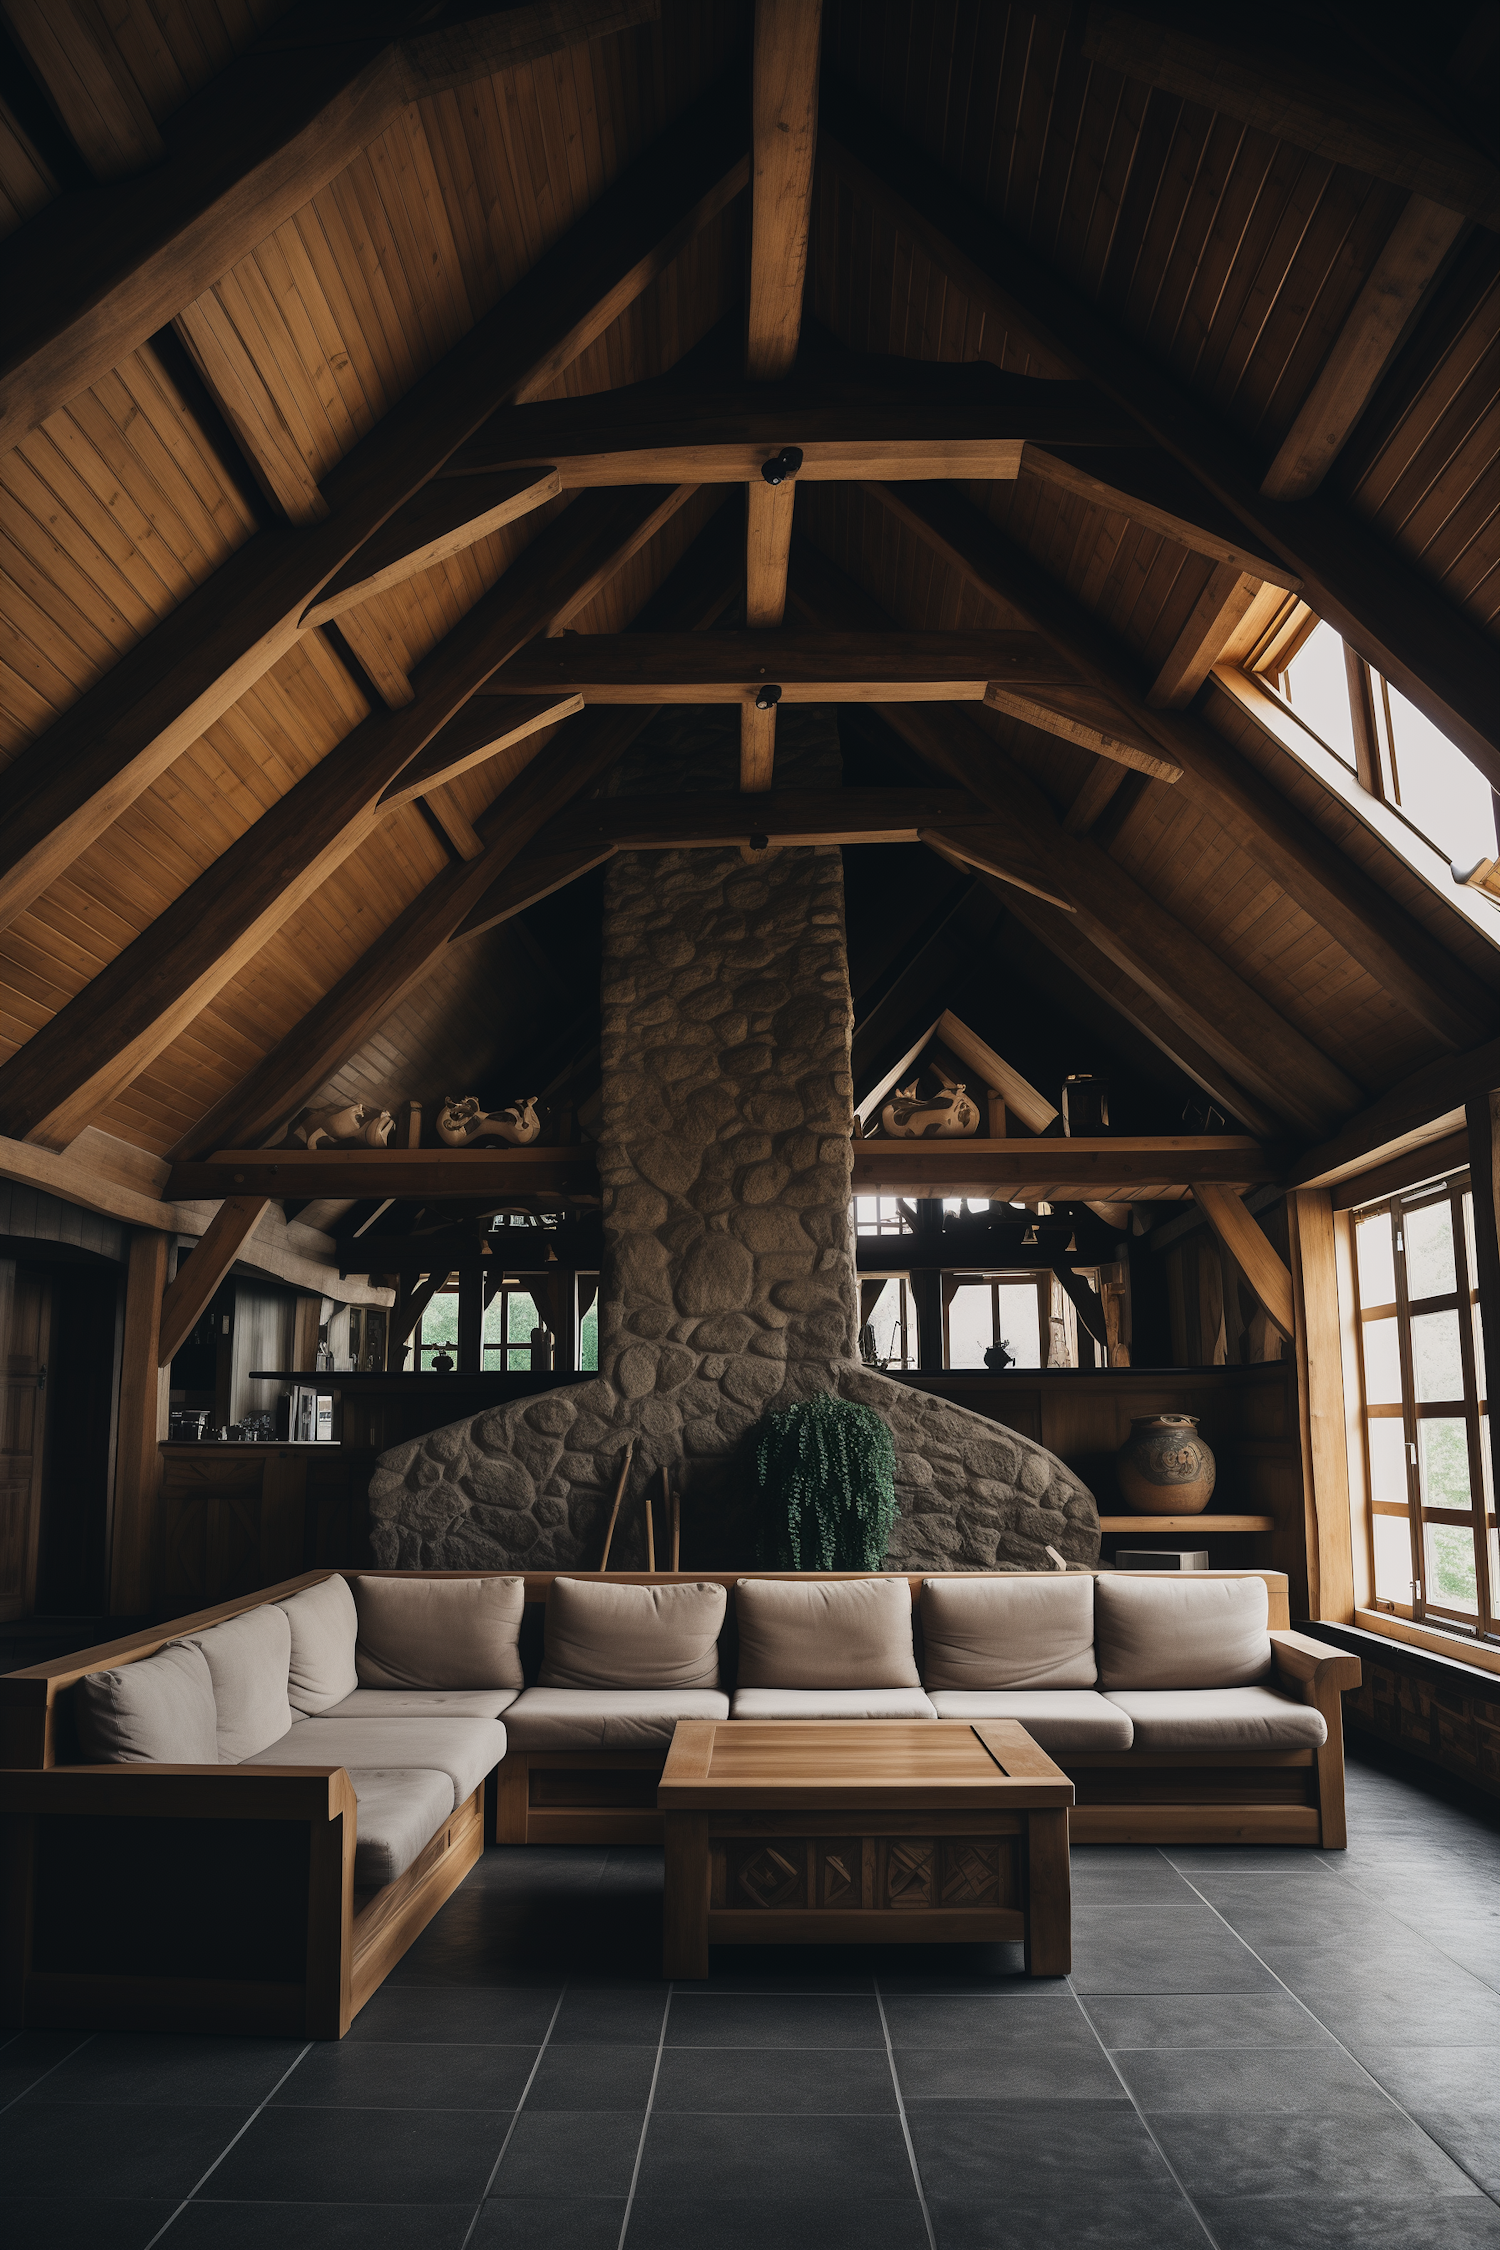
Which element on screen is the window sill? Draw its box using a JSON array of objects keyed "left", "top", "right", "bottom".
[
  {"left": 1352, "top": 1605, "right": 1500, "bottom": 1681},
  {"left": 1209, "top": 667, "right": 1500, "bottom": 956}
]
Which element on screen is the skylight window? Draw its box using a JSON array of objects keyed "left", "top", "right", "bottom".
[{"left": 1258, "top": 615, "right": 1496, "bottom": 869}]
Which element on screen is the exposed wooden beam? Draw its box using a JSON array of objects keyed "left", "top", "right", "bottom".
[
  {"left": 819, "top": 80, "right": 1500, "bottom": 788},
  {"left": 487, "top": 629, "right": 1072, "bottom": 700},
  {"left": 174, "top": 296, "right": 332, "bottom": 526},
  {"left": 455, "top": 787, "right": 1077, "bottom": 936},
  {"left": 0, "top": 80, "right": 749, "bottom": 938},
  {"left": 982, "top": 682, "right": 1182, "bottom": 781},
  {"left": 168, "top": 1148, "right": 600, "bottom": 1202},
  {"left": 1192, "top": 1182, "right": 1295, "bottom": 1340},
  {"left": 0, "top": 0, "right": 662, "bottom": 452},
  {"left": 867, "top": 481, "right": 1495, "bottom": 1052},
  {"left": 1260, "top": 196, "right": 1468, "bottom": 499},
  {"left": 1147, "top": 565, "right": 1264, "bottom": 709},
  {"left": 789, "top": 549, "right": 1361, "bottom": 1140},
  {"left": 1081, "top": 6, "right": 1500, "bottom": 227},
  {"left": 1061, "top": 758, "right": 1130, "bottom": 837},
  {"left": 0, "top": 486, "right": 692, "bottom": 1153},
  {"left": 171, "top": 509, "right": 743, "bottom": 1162},
  {"left": 156, "top": 1195, "right": 271, "bottom": 1368},
  {"left": 377, "top": 694, "right": 583, "bottom": 809},
  {"left": 743, "top": 0, "right": 822, "bottom": 785},
  {"left": 447, "top": 361, "right": 1143, "bottom": 485},
  {"left": 2, "top": 0, "right": 164, "bottom": 181},
  {"left": 421, "top": 785, "right": 485, "bottom": 862},
  {"left": 1019, "top": 447, "right": 1298, "bottom": 589},
  {"left": 852, "top": 1137, "right": 1279, "bottom": 1200},
  {"left": 747, "top": 0, "right": 821, "bottom": 378},
  {"left": 1291, "top": 1029, "right": 1500, "bottom": 1190},
  {"left": 303, "top": 470, "right": 564, "bottom": 623}
]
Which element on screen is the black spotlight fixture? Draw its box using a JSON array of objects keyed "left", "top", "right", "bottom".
[
  {"left": 753, "top": 684, "right": 782, "bottom": 711},
  {"left": 759, "top": 446, "right": 803, "bottom": 486}
]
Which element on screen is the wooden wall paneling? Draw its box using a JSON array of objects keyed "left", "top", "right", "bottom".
[
  {"left": 109, "top": 1225, "right": 168, "bottom": 1612},
  {"left": 0, "top": 93, "right": 57, "bottom": 243},
  {"left": 1288, "top": 1186, "right": 1356, "bottom": 1623},
  {"left": 2, "top": 0, "right": 165, "bottom": 183},
  {"left": 0, "top": 78, "right": 751, "bottom": 934}
]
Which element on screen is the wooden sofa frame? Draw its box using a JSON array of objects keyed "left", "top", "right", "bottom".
[{"left": 0, "top": 1565, "right": 1359, "bottom": 2040}]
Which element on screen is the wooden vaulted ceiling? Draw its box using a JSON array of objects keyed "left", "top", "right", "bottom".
[{"left": 0, "top": 0, "right": 1497, "bottom": 1180}]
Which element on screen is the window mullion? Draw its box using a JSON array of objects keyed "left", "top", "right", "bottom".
[{"left": 1392, "top": 1201, "right": 1426, "bottom": 1616}]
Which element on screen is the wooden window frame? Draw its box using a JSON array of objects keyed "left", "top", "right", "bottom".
[
  {"left": 940, "top": 1270, "right": 1055, "bottom": 1372},
  {"left": 1350, "top": 1171, "right": 1499, "bottom": 1647}
]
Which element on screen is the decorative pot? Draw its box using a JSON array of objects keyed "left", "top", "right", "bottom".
[{"left": 1115, "top": 1414, "right": 1216, "bottom": 1515}]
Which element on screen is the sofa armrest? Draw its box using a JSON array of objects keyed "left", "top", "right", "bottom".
[
  {"left": 1269, "top": 1631, "right": 1362, "bottom": 1696},
  {"left": 0, "top": 1764, "right": 358, "bottom": 2037}
]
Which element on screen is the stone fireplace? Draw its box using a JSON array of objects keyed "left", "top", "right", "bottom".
[{"left": 369, "top": 708, "right": 1099, "bottom": 1573}]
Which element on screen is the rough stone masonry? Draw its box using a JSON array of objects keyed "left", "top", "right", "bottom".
[{"left": 370, "top": 706, "right": 1099, "bottom": 1572}]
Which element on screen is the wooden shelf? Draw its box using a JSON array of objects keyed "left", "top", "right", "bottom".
[{"left": 1099, "top": 1515, "right": 1275, "bottom": 1533}]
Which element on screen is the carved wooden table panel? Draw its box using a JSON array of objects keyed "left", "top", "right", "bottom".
[{"left": 658, "top": 1720, "right": 1073, "bottom": 1979}]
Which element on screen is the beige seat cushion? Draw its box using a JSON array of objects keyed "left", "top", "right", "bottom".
[
  {"left": 241, "top": 1714, "right": 506, "bottom": 1802},
  {"left": 73, "top": 1642, "right": 219, "bottom": 1765},
  {"left": 277, "top": 1575, "right": 359, "bottom": 1715},
  {"left": 319, "top": 1687, "right": 519, "bottom": 1720},
  {"left": 540, "top": 1576, "right": 725, "bottom": 1690},
  {"left": 1106, "top": 1687, "right": 1327, "bottom": 1751},
  {"left": 352, "top": 1574, "right": 524, "bottom": 1691},
  {"left": 346, "top": 1768, "right": 456, "bottom": 1888},
  {"left": 730, "top": 1687, "right": 937, "bottom": 1720},
  {"left": 1095, "top": 1575, "right": 1273, "bottom": 1690},
  {"left": 184, "top": 1606, "right": 293, "bottom": 1762},
  {"left": 921, "top": 1576, "right": 1097, "bottom": 1691},
  {"left": 734, "top": 1576, "right": 920, "bottom": 1690},
  {"left": 928, "top": 1689, "right": 1133, "bottom": 1752},
  {"left": 505, "top": 1687, "right": 729, "bottom": 1752}
]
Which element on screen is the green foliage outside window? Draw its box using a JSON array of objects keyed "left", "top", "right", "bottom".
[{"left": 752, "top": 1390, "right": 899, "bottom": 1571}]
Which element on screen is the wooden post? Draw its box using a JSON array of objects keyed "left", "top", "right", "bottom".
[
  {"left": 291, "top": 1292, "right": 322, "bottom": 1372},
  {"left": 110, "top": 1227, "right": 170, "bottom": 1614},
  {"left": 1464, "top": 1092, "right": 1500, "bottom": 1627},
  {"left": 457, "top": 1268, "right": 483, "bottom": 1374},
  {"left": 1288, "top": 1188, "right": 1355, "bottom": 1624}
]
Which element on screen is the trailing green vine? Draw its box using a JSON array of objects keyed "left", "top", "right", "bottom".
[{"left": 752, "top": 1391, "right": 899, "bottom": 1571}]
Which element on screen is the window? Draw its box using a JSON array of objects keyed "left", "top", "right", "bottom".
[
  {"left": 854, "top": 1196, "right": 912, "bottom": 1236},
  {"left": 944, "top": 1276, "right": 1046, "bottom": 1369},
  {"left": 860, "top": 1276, "right": 915, "bottom": 1369},
  {"left": 408, "top": 1280, "right": 550, "bottom": 1372},
  {"left": 412, "top": 1286, "right": 457, "bottom": 1371},
  {"left": 1351, "top": 1175, "right": 1498, "bottom": 1645},
  {"left": 1249, "top": 611, "right": 1496, "bottom": 868}
]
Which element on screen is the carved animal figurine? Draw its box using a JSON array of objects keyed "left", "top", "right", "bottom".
[
  {"left": 436, "top": 1093, "right": 542, "bottom": 1148},
  {"left": 292, "top": 1103, "right": 395, "bottom": 1150},
  {"left": 878, "top": 1081, "right": 980, "bottom": 1139}
]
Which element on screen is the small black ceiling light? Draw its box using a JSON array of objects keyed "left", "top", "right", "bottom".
[
  {"left": 754, "top": 684, "right": 782, "bottom": 711},
  {"left": 759, "top": 446, "right": 803, "bottom": 486},
  {"left": 748, "top": 832, "right": 769, "bottom": 852}
]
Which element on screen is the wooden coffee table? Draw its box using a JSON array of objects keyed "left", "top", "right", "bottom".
[{"left": 658, "top": 1719, "right": 1073, "bottom": 1979}]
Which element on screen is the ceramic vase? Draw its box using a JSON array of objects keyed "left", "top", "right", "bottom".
[{"left": 1115, "top": 1413, "right": 1216, "bottom": 1515}]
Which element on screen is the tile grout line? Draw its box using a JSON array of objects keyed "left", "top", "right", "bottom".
[
  {"left": 0, "top": 2032, "right": 94, "bottom": 2116},
  {"left": 457, "top": 1982, "right": 570, "bottom": 2250},
  {"left": 1068, "top": 1988, "right": 1226, "bottom": 2250},
  {"left": 1160, "top": 1863, "right": 1500, "bottom": 2200},
  {"left": 142, "top": 2040, "right": 315, "bottom": 2246},
  {"left": 615, "top": 1982, "right": 673, "bottom": 2250},
  {"left": 873, "top": 1978, "right": 938, "bottom": 2250}
]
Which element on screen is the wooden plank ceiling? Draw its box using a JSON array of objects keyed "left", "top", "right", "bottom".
[{"left": 0, "top": 0, "right": 1494, "bottom": 1177}]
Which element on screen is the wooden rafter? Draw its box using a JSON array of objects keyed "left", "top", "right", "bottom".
[
  {"left": 1192, "top": 1183, "right": 1295, "bottom": 1341},
  {"left": 1018, "top": 448, "right": 1297, "bottom": 590},
  {"left": 819, "top": 80, "right": 1500, "bottom": 786},
  {"left": 170, "top": 509, "right": 745, "bottom": 1162},
  {"left": 303, "top": 471, "right": 565, "bottom": 625},
  {"left": 0, "top": 79, "right": 750, "bottom": 939},
  {"left": 0, "top": 0, "right": 664, "bottom": 452},
  {"left": 866, "top": 481, "right": 1495, "bottom": 1052},
  {"left": 156, "top": 1195, "right": 271, "bottom": 1367},
  {"left": 377, "top": 696, "right": 584, "bottom": 811},
  {"left": 0, "top": 486, "right": 694, "bottom": 1153},
  {"left": 788, "top": 551, "right": 1361, "bottom": 1140}
]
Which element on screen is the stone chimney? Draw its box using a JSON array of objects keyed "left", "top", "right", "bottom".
[{"left": 370, "top": 708, "right": 1098, "bottom": 1572}]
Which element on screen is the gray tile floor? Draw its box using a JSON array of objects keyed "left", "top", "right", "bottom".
[{"left": 4, "top": 1738, "right": 1499, "bottom": 2249}]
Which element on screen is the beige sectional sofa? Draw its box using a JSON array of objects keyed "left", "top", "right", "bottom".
[{"left": 0, "top": 1564, "right": 1358, "bottom": 2040}]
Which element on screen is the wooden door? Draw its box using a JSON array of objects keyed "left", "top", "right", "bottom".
[{"left": 0, "top": 1262, "right": 51, "bottom": 1620}]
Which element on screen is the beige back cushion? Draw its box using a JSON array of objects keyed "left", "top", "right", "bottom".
[
  {"left": 539, "top": 1577, "right": 726, "bottom": 1690},
  {"left": 187, "top": 1604, "right": 294, "bottom": 1761},
  {"left": 353, "top": 1574, "right": 525, "bottom": 1691},
  {"left": 277, "top": 1574, "right": 359, "bottom": 1715},
  {"left": 734, "top": 1576, "right": 920, "bottom": 1690},
  {"left": 73, "top": 1641, "right": 219, "bottom": 1764},
  {"left": 920, "top": 1575, "right": 1097, "bottom": 1690},
  {"left": 1095, "top": 1575, "right": 1272, "bottom": 1690}
]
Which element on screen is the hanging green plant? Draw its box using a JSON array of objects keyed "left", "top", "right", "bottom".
[{"left": 752, "top": 1390, "right": 899, "bottom": 1571}]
